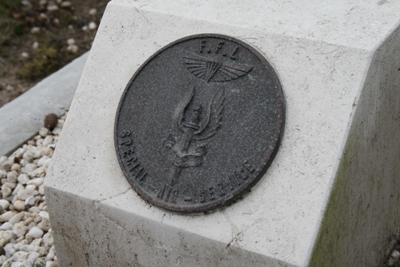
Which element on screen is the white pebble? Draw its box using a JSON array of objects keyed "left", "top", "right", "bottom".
[
  {"left": 13, "top": 200, "right": 25, "bottom": 211},
  {"left": 0, "top": 170, "right": 7, "bottom": 178},
  {"left": 60, "top": 1, "right": 71, "bottom": 7},
  {"left": 39, "top": 211, "right": 49, "bottom": 220},
  {"left": 0, "top": 231, "right": 13, "bottom": 247},
  {"left": 0, "top": 222, "right": 13, "bottom": 230},
  {"left": 9, "top": 212, "right": 24, "bottom": 224},
  {"left": 0, "top": 199, "right": 10, "bottom": 209},
  {"left": 31, "top": 27, "right": 40, "bottom": 34},
  {"left": 0, "top": 211, "right": 16, "bottom": 222},
  {"left": 39, "top": 127, "right": 49, "bottom": 137},
  {"left": 28, "top": 178, "right": 44, "bottom": 187},
  {"left": 1, "top": 185, "right": 12, "bottom": 198},
  {"left": 32, "top": 167, "right": 46, "bottom": 177},
  {"left": 47, "top": 3, "right": 58, "bottom": 11},
  {"left": 37, "top": 157, "right": 51, "bottom": 168},
  {"left": 7, "top": 171, "right": 18, "bottom": 183},
  {"left": 4, "top": 243, "right": 15, "bottom": 256},
  {"left": 67, "top": 44, "right": 79, "bottom": 53},
  {"left": 43, "top": 136, "right": 54, "bottom": 146},
  {"left": 88, "top": 21, "right": 97, "bottom": 30},
  {"left": 38, "top": 185, "right": 45, "bottom": 195},
  {"left": 17, "top": 174, "right": 30, "bottom": 185},
  {"left": 45, "top": 260, "right": 58, "bottom": 267},
  {"left": 11, "top": 164, "right": 20, "bottom": 172},
  {"left": 12, "top": 222, "right": 27, "bottom": 238},
  {"left": 25, "top": 196, "right": 38, "bottom": 207},
  {"left": 67, "top": 38, "right": 75, "bottom": 45},
  {"left": 46, "top": 246, "right": 55, "bottom": 260},
  {"left": 16, "top": 188, "right": 37, "bottom": 200},
  {"left": 32, "top": 41, "right": 39, "bottom": 50},
  {"left": 89, "top": 8, "right": 97, "bottom": 15},
  {"left": 27, "top": 227, "right": 44, "bottom": 239},
  {"left": 21, "top": 52, "right": 29, "bottom": 59}
]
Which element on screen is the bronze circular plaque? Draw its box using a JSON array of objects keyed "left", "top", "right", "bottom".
[{"left": 115, "top": 34, "right": 285, "bottom": 213}]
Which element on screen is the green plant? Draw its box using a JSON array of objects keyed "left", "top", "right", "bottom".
[{"left": 17, "top": 46, "right": 61, "bottom": 81}]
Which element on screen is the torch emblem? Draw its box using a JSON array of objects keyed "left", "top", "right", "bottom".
[{"left": 164, "top": 86, "right": 225, "bottom": 187}]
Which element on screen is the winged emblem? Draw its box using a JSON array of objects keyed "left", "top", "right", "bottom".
[
  {"left": 163, "top": 87, "right": 225, "bottom": 187},
  {"left": 183, "top": 53, "right": 253, "bottom": 82}
]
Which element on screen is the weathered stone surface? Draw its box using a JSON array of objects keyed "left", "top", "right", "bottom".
[{"left": 45, "top": 0, "right": 400, "bottom": 266}]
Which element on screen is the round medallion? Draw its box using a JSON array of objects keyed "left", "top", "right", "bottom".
[{"left": 114, "top": 34, "right": 285, "bottom": 213}]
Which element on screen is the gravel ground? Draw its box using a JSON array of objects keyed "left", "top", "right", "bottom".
[{"left": 0, "top": 113, "right": 65, "bottom": 267}]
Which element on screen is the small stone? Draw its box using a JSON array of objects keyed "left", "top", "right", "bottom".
[
  {"left": 23, "top": 151, "right": 34, "bottom": 162},
  {"left": 60, "top": 1, "right": 71, "bottom": 7},
  {"left": 45, "top": 260, "right": 57, "bottom": 267},
  {"left": 13, "top": 184, "right": 24, "bottom": 197},
  {"left": 22, "top": 163, "right": 37, "bottom": 175},
  {"left": 88, "top": 21, "right": 97, "bottom": 30},
  {"left": 13, "top": 200, "right": 25, "bottom": 211},
  {"left": 1, "top": 185, "right": 12, "bottom": 198},
  {"left": 12, "top": 224, "right": 27, "bottom": 238},
  {"left": 40, "top": 148, "right": 53, "bottom": 158},
  {"left": 67, "top": 38, "right": 75, "bottom": 45},
  {"left": 0, "top": 231, "right": 13, "bottom": 247},
  {"left": 28, "top": 178, "right": 44, "bottom": 187},
  {"left": 39, "top": 128, "right": 49, "bottom": 137},
  {"left": 21, "top": 52, "right": 29, "bottom": 59},
  {"left": 37, "top": 157, "right": 51, "bottom": 168},
  {"left": 6, "top": 171, "right": 17, "bottom": 183},
  {"left": 89, "top": 8, "right": 97, "bottom": 15},
  {"left": 44, "top": 114, "right": 58, "bottom": 131},
  {"left": 67, "top": 44, "right": 79, "bottom": 53},
  {"left": 38, "top": 211, "right": 49, "bottom": 220},
  {"left": 29, "top": 207, "right": 40, "bottom": 214},
  {"left": 0, "top": 170, "right": 7, "bottom": 178},
  {"left": 1, "top": 160, "right": 11, "bottom": 171},
  {"left": 16, "top": 188, "right": 37, "bottom": 200},
  {"left": 3, "top": 242, "right": 15, "bottom": 256},
  {"left": 27, "top": 227, "right": 44, "bottom": 239},
  {"left": 9, "top": 212, "right": 24, "bottom": 224},
  {"left": 38, "top": 185, "right": 45, "bottom": 195},
  {"left": 32, "top": 167, "right": 46, "bottom": 178},
  {"left": 11, "top": 164, "right": 21, "bottom": 172},
  {"left": 82, "top": 25, "right": 88, "bottom": 31},
  {"left": 27, "top": 251, "right": 40, "bottom": 265},
  {"left": 31, "top": 27, "right": 40, "bottom": 34},
  {"left": 17, "top": 174, "right": 29, "bottom": 185},
  {"left": 0, "top": 222, "right": 12, "bottom": 230},
  {"left": 3, "top": 182, "right": 16, "bottom": 189},
  {"left": 42, "top": 233, "right": 53, "bottom": 247},
  {"left": 32, "top": 42, "right": 39, "bottom": 50},
  {"left": 35, "top": 257, "right": 46, "bottom": 266},
  {"left": 47, "top": 3, "right": 58, "bottom": 11},
  {"left": 0, "top": 199, "right": 10, "bottom": 210},
  {"left": 25, "top": 196, "right": 38, "bottom": 207},
  {"left": 46, "top": 246, "right": 55, "bottom": 260},
  {"left": 0, "top": 211, "right": 16, "bottom": 222},
  {"left": 38, "top": 219, "right": 50, "bottom": 232}
]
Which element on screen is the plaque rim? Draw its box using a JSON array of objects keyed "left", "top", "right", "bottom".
[{"left": 114, "top": 33, "right": 286, "bottom": 214}]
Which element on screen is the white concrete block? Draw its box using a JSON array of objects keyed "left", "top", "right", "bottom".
[{"left": 45, "top": 0, "right": 400, "bottom": 266}]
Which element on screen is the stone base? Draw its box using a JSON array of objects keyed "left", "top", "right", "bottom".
[{"left": 45, "top": 0, "right": 400, "bottom": 266}]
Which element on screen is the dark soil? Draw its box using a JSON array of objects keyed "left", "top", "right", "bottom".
[{"left": 0, "top": 0, "right": 109, "bottom": 107}]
